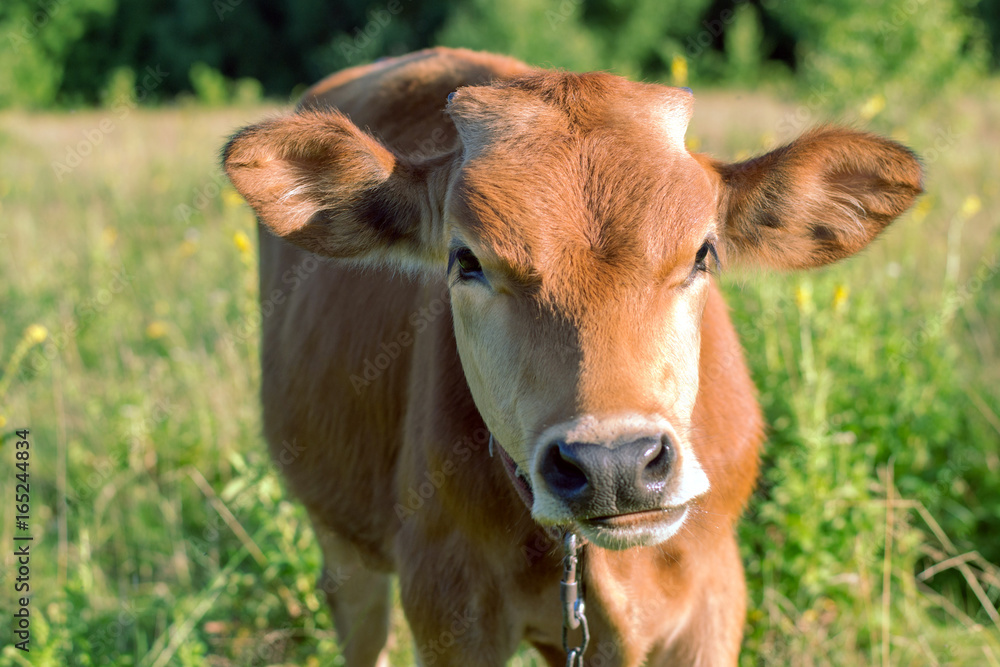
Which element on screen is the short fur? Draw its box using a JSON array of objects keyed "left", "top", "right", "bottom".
[{"left": 223, "top": 47, "right": 922, "bottom": 666}]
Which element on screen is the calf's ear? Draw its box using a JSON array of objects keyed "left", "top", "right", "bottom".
[
  {"left": 704, "top": 127, "right": 923, "bottom": 270},
  {"left": 223, "top": 110, "right": 447, "bottom": 269}
]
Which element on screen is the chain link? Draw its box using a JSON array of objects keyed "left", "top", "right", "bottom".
[{"left": 561, "top": 532, "right": 589, "bottom": 667}]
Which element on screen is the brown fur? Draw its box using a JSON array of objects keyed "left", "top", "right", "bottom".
[{"left": 223, "top": 47, "right": 922, "bottom": 666}]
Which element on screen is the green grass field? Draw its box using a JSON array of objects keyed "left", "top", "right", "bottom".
[{"left": 1, "top": 88, "right": 999, "bottom": 666}]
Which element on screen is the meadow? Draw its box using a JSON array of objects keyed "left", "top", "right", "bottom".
[{"left": 1, "top": 84, "right": 999, "bottom": 666}]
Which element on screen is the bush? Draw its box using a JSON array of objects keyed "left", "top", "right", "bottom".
[
  {"left": 764, "top": 0, "right": 989, "bottom": 108},
  {"left": 0, "top": 0, "right": 117, "bottom": 107},
  {"left": 1, "top": 0, "right": 994, "bottom": 108}
]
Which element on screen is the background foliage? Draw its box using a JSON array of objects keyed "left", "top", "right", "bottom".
[
  {"left": 0, "top": 0, "right": 996, "bottom": 108},
  {"left": 1, "top": 0, "right": 999, "bottom": 665}
]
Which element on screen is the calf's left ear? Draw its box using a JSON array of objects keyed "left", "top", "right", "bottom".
[
  {"left": 223, "top": 110, "right": 446, "bottom": 269},
  {"left": 704, "top": 127, "right": 923, "bottom": 270}
]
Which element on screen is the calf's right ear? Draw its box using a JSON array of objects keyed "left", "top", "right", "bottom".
[{"left": 222, "top": 111, "right": 446, "bottom": 269}]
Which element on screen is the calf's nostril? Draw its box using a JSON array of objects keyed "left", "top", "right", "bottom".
[
  {"left": 542, "top": 442, "right": 589, "bottom": 493},
  {"left": 642, "top": 434, "right": 673, "bottom": 481}
]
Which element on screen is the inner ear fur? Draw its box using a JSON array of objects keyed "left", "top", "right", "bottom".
[
  {"left": 222, "top": 110, "right": 443, "bottom": 266},
  {"left": 708, "top": 126, "right": 923, "bottom": 270}
]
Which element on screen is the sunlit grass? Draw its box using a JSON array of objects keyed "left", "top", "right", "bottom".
[{"left": 0, "top": 88, "right": 998, "bottom": 665}]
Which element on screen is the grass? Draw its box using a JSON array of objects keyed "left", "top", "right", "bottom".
[{"left": 0, "top": 86, "right": 998, "bottom": 666}]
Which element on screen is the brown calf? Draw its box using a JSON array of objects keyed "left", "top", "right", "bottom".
[{"left": 223, "top": 47, "right": 921, "bottom": 666}]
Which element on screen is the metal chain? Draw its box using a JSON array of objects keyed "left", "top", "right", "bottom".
[{"left": 561, "top": 532, "right": 589, "bottom": 667}]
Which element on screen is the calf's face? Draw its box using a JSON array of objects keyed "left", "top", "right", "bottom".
[
  {"left": 443, "top": 78, "right": 720, "bottom": 547},
  {"left": 224, "top": 71, "right": 921, "bottom": 549}
]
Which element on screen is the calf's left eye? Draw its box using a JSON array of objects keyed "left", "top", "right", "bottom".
[{"left": 449, "top": 247, "right": 485, "bottom": 281}]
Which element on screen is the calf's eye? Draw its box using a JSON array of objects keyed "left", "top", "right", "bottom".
[
  {"left": 694, "top": 241, "right": 714, "bottom": 272},
  {"left": 449, "top": 247, "right": 484, "bottom": 281}
]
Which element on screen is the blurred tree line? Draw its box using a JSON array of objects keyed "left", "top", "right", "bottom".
[{"left": 0, "top": 0, "right": 994, "bottom": 108}]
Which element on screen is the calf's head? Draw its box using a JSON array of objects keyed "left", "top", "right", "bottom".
[{"left": 224, "top": 71, "right": 921, "bottom": 549}]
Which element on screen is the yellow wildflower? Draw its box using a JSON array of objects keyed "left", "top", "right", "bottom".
[
  {"left": 961, "top": 195, "right": 981, "bottom": 218},
  {"left": 223, "top": 188, "right": 245, "bottom": 209},
  {"left": 146, "top": 321, "right": 168, "bottom": 340},
  {"left": 671, "top": 55, "right": 688, "bottom": 87},
  {"left": 0, "top": 415, "right": 6, "bottom": 429},
  {"left": 102, "top": 227, "right": 118, "bottom": 247},
  {"left": 179, "top": 239, "right": 198, "bottom": 257},
  {"left": 25, "top": 324, "right": 48, "bottom": 344},
  {"left": 233, "top": 230, "right": 252, "bottom": 256},
  {"left": 859, "top": 94, "right": 885, "bottom": 121},
  {"left": 795, "top": 283, "right": 813, "bottom": 314},
  {"left": 152, "top": 174, "right": 170, "bottom": 193},
  {"left": 0, "top": 326, "right": 50, "bottom": 403},
  {"left": 911, "top": 195, "right": 933, "bottom": 223},
  {"left": 686, "top": 136, "right": 702, "bottom": 152},
  {"left": 833, "top": 285, "right": 849, "bottom": 313}
]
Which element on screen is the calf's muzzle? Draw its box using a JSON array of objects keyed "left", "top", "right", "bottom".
[{"left": 540, "top": 434, "right": 675, "bottom": 518}]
